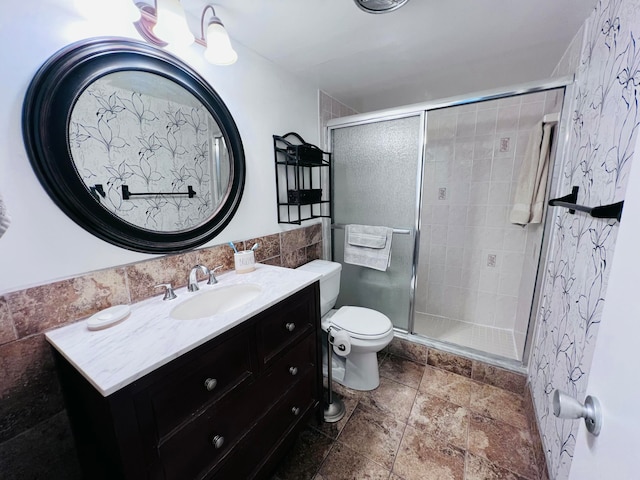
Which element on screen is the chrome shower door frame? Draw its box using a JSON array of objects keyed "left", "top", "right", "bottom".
[{"left": 326, "top": 75, "right": 573, "bottom": 369}]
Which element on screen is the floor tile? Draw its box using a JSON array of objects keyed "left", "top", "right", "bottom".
[
  {"left": 393, "top": 424, "right": 465, "bottom": 480},
  {"left": 276, "top": 344, "right": 545, "bottom": 480},
  {"left": 427, "top": 349, "right": 473, "bottom": 377},
  {"left": 379, "top": 354, "right": 425, "bottom": 389},
  {"left": 312, "top": 391, "right": 359, "bottom": 440},
  {"left": 419, "top": 365, "right": 476, "bottom": 406},
  {"left": 359, "top": 376, "right": 417, "bottom": 422},
  {"left": 337, "top": 406, "right": 405, "bottom": 469},
  {"left": 314, "top": 442, "right": 391, "bottom": 480},
  {"left": 273, "top": 427, "right": 334, "bottom": 480},
  {"left": 468, "top": 413, "right": 538, "bottom": 479},
  {"left": 469, "top": 383, "right": 527, "bottom": 429},
  {"left": 465, "top": 452, "right": 528, "bottom": 480},
  {"left": 471, "top": 362, "right": 526, "bottom": 395},
  {"left": 407, "top": 391, "right": 469, "bottom": 450},
  {"left": 386, "top": 337, "right": 428, "bottom": 365}
]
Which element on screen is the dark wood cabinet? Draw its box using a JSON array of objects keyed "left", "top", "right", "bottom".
[{"left": 53, "top": 282, "right": 321, "bottom": 480}]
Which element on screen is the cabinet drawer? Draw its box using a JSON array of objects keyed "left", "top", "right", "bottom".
[
  {"left": 139, "top": 331, "right": 253, "bottom": 439},
  {"left": 208, "top": 370, "right": 316, "bottom": 480},
  {"left": 258, "top": 286, "right": 316, "bottom": 366},
  {"left": 260, "top": 333, "right": 316, "bottom": 407},
  {"left": 158, "top": 385, "right": 261, "bottom": 480}
]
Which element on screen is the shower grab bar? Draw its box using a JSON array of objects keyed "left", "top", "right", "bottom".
[{"left": 330, "top": 223, "right": 412, "bottom": 235}]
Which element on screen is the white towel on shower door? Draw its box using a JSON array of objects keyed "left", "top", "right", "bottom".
[
  {"left": 509, "top": 121, "right": 553, "bottom": 225},
  {"left": 343, "top": 224, "right": 393, "bottom": 272}
]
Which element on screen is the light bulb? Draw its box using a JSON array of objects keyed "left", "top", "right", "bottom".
[
  {"left": 204, "top": 22, "right": 238, "bottom": 65},
  {"left": 152, "top": 0, "right": 194, "bottom": 48}
]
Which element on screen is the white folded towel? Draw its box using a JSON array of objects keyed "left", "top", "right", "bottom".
[
  {"left": 0, "top": 193, "right": 10, "bottom": 239},
  {"left": 343, "top": 224, "right": 393, "bottom": 272}
]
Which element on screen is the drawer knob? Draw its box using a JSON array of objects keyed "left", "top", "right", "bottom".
[
  {"left": 211, "top": 435, "right": 225, "bottom": 449},
  {"left": 291, "top": 406, "right": 300, "bottom": 416},
  {"left": 289, "top": 366, "right": 298, "bottom": 376},
  {"left": 204, "top": 378, "right": 218, "bottom": 391},
  {"left": 285, "top": 322, "right": 296, "bottom": 332}
]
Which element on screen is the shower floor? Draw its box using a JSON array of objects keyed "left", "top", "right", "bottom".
[{"left": 414, "top": 312, "right": 520, "bottom": 360}]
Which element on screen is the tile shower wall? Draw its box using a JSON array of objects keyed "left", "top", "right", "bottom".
[
  {"left": 416, "top": 92, "right": 561, "bottom": 358},
  {"left": 0, "top": 223, "right": 322, "bottom": 479},
  {"left": 530, "top": 0, "right": 640, "bottom": 478},
  {"left": 319, "top": 90, "right": 359, "bottom": 150}
]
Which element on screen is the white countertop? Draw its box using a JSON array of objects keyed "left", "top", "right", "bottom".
[{"left": 45, "top": 264, "right": 321, "bottom": 397}]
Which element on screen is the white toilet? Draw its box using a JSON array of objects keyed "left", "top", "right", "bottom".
[{"left": 297, "top": 260, "right": 394, "bottom": 391}]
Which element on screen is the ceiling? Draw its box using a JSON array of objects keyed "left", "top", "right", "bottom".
[{"left": 183, "top": 0, "right": 596, "bottom": 112}]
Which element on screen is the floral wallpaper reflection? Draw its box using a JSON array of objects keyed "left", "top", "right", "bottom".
[
  {"left": 530, "top": 0, "right": 640, "bottom": 478},
  {"left": 69, "top": 73, "right": 229, "bottom": 232}
]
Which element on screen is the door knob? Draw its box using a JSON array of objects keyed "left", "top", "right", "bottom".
[{"left": 553, "top": 390, "right": 602, "bottom": 436}]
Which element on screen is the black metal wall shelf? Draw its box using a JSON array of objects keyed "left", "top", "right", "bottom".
[
  {"left": 549, "top": 186, "right": 624, "bottom": 222},
  {"left": 273, "top": 132, "right": 331, "bottom": 225}
]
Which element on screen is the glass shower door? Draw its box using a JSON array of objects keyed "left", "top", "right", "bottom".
[{"left": 330, "top": 115, "right": 423, "bottom": 330}]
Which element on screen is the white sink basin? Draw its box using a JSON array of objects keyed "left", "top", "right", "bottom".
[{"left": 170, "top": 284, "right": 263, "bottom": 320}]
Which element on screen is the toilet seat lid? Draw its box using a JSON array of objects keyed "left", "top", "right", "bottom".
[{"left": 330, "top": 306, "right": 393, "bottom": 338}]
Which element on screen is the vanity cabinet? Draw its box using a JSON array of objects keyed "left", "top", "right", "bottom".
[{"left": 53, "top": 283, "right": 321, "bottom": 480}]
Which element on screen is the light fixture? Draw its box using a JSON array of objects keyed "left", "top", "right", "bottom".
[
  {"left": 200, "top": 5, "right": 238, "bottom": 65},
  {"left": 151, "top": 0, "right": 194, "bottom": 47},
  {"left": 134, "top": 1, "right": 237, "bottom": 65},
  {"left": 76, "top": 0, "right": 141, "bottom": 23}
]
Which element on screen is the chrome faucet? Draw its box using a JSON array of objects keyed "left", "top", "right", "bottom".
[
  {"left": 188, "top": 264, "right": 223, "bottom": 291},
  {"left": 188, "top": 264, "right": 212, "bottom": 292}
]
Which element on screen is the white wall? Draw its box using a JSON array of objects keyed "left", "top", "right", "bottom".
[{"left": 0, "top": 0, "right": 319, "bottom": 293}]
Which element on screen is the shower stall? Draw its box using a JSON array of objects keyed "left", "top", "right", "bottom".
[{"left": 328, "top": 80, "right": 570, "bottom": 367}]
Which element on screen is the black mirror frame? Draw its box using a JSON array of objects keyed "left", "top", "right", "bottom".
[{"left": 22, "top": 37, "right": 245, "bottom": 253}]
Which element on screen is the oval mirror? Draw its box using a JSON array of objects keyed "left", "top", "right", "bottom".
[{"left": 22, "top": 37, "right": 245, "bottom": 253}]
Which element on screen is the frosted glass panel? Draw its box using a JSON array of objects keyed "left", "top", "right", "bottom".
[{"left": 331, "top": 116, "right": 421, "bottom": 330}]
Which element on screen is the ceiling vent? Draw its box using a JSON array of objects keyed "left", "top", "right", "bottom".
[{"left": 353, "top": 0, "right": 410, "bottom": 14}]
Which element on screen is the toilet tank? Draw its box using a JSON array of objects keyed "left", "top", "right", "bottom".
[{"left": 296, "top": 260, "right": 342, "bottom": 316}]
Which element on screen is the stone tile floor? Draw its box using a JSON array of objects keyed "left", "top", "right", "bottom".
[{"left": 271, "top": 352, "right": 543, "bottom": 480}]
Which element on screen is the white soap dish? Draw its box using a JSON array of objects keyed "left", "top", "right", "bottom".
[{"left": 87, "top": 305, "right": 131, "bottom": 331}]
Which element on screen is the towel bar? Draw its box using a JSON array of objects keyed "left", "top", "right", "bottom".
[
  {"left": 548, "top": 186, "right": 624, "bottom": 222},
  {"left": 330, "top": 223, "right": 411, "bottom": 235}
]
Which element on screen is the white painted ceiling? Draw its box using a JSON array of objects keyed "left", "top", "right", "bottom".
[{"left": 183, "top": 0, "right": 597, "bottom": 112}]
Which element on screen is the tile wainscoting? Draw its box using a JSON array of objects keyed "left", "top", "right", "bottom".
[{"left": 0, "top": 223, "right": 322, "bottom": 479}]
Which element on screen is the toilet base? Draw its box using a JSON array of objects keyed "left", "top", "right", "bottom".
[
  {"left": 342, "top": 351, "right": 381, "bottom": 391},
  {"left": 322, "top": 344, "right": 382, "bottom": 391}
]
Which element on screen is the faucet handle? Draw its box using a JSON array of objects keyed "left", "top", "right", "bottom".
[
  {"left": 208, "top": 265, "right": 224, "bottom": 285},
  {"left": 154, "top": 283, "right": 177, "bottom": 301}
]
